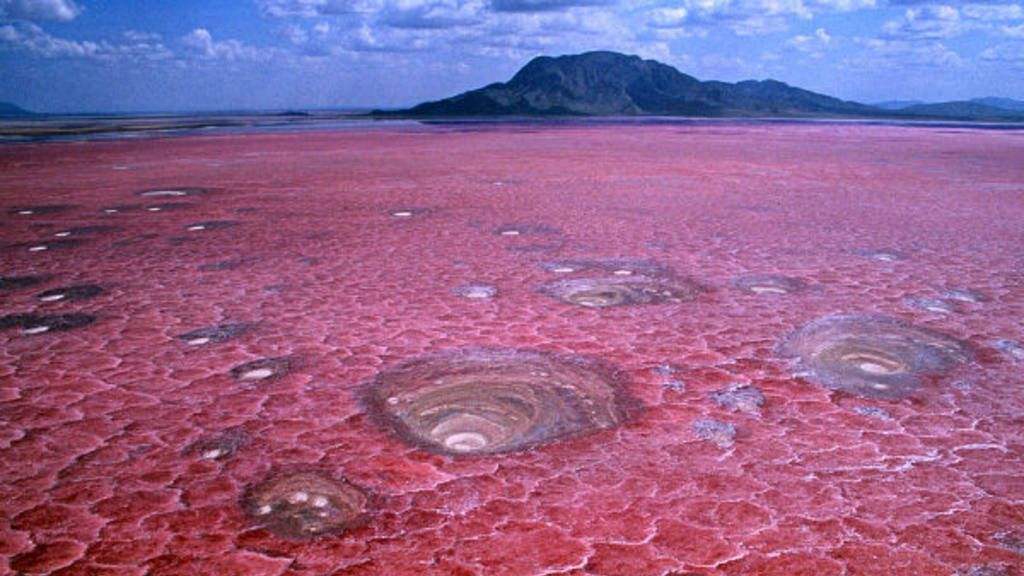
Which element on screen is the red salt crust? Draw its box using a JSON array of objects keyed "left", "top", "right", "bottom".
[{"left": 2, "top": 124, "right": 1024, "bottom": 575}]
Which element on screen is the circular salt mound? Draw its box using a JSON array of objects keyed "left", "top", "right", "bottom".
[
  {"left": 243, "top": 471, "right": 369, "bottom": 539},
  {"left": 366, "top": 348, "right": 635, "bottom": 456},
  {"left": 778, "top": 314, "right": 972, "bottom": 399},
  {"left": 539, "top": 276, "right": 703, "bottom": 308}
]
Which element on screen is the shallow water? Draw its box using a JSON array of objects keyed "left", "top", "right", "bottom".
[{"left": 1, "top": 124, "right": 1023, "bottom": 575}]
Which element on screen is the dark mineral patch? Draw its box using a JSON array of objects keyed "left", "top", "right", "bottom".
[
  {"left": 0, "top": 313, "right": 96, "bottom": 334},
  {"left": 542, "top": 258, "right": 670, "bottom": 277},
  {"left": 853, "top": 406, "right": 892, "bottom": 420},
  {"left": 494, "top": 223, "right": 561, "bottom": 237},
  {"left": 388, "top": 207, "right": 430, "bottom": 218},
  {"left": 858, "top": 249, "right": 904, "bottom": 262},
  {"left": 942, "top": 288, "right": 987, "bottom": 303},
  {"left": 144, "top": 203, "right": 195, "bottom": 212},
  {"left": 365, "top": 348, "right": 635, "bottom": 456},
  {"left": 13, "top": 239, "right": 84, "bottom": 252},
  {"left": 100, "top": 204, "right": 141, "bottom": 214},
  {"left": 956, "top": 565, "right": 1011, "bottom": 576},
  {"left": 692, "top": 419, "right": 736, "bottom": 448},
  {"left": 540, "top": 276, "right": 704, "bottom": 308},
  {"left": 453, "top": 284, "right": 497, "bottom": 299},
  {"left": 0, "top": 275, "right": 48, "bottom": 290},
  {"left": 230, "top": 356, "right": 292, "bottom": 381},
  {"left": 36, "top": 284, "right": 103, "bottom": 302},
  {"left": 184, "top": 220, "right": 238, "bottom": 232},
  {"left": 992, "top": 339, "right": 1024, "bottom": 362},
  {"left": 734, "top": 274, "right": 807, "bottom": 295},
  {"left": 994, "top": 529, "right": 1024, "bottom": 555},
  {"left": 8, "top": 205, "right": 74, "bottom": 216},
  {"left": 53, "top": 225, "right": 120, "bottom": 237},
  {"left": 710, "top": 384, "right": 765, "bottom": 414},
  {"left": 778, "top": 314, "right": 972, "bottom": 399},
  {"left": 243, "top": 471, "right": 370, "bottom": 540},
  {"left": 904, "top": 297, "right": 955, "bottom": 314},
  {"left": 137, "top": 187, "right": 209, "bottom": 198},
  {"left": 177, "top": 323, "right": 252, "bottom": 345},
  {"left": 198, "top": 259, "right": 251, "bottom": 272},
  {"left": 184, "top": 427, "right": 248, "bottom": 461}
]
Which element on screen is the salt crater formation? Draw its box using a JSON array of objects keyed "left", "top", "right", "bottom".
[{"left": 365, "top": 348, "right": 635, "bottom": 455}]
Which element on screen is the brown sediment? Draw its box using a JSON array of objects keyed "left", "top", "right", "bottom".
[
  {"left": 242, "top": 471, "right": 370, "bottom": 540},
  {"left": 733, "top": 274, "right": 807, "bottom": 295},
  {"left": 540, "top": 275, "right": 703, "bottom": 308},
  {"left": 778, "top": 314, "right": 972, "bottom": 399},
  {"left": 364, "top": 348, "right": 637, "bottom": 456}
]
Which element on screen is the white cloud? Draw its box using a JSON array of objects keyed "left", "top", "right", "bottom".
[
  {"left": 882, "top": 5, "right": 965, "bottom": 39},
  {"left": 851, "top": 36, "right": 964, "bottom": 68},
  {"left": 181, "top": 28, "right": 279, "bottom": 61},
  {"left": 789, "top": 26, "right": 832, "bottom": 54},
  {"left": 980, "top": 41, "right": 1024, "bottom": 63},
  {"left": 0, "top": 0, "right": 81, "bottom": 21},
  {"left": 961, "top": 3, "right": 1023, "bottom": 21},
  {"left": 0, "top": 21, "right": 172, "bottom": 60}
]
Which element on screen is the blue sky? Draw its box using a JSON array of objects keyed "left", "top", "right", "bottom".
[{"left": 1, "top": 0, "right": 1023, "bottom": 112}]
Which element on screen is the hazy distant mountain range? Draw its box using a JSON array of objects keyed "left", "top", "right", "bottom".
[
  {"left": 376, "top": 51, "right": 1024, "bottom": 121},
  {"left": 4, "top": 52, "right": 1024, "bottom": 123},
  {"left": 0, "top": 102, "right": 36, "bottom": 118}
]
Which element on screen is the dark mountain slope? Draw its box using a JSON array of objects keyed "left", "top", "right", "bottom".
[{"left": 379, "top": 51, "right": 876, "bottom": 117}]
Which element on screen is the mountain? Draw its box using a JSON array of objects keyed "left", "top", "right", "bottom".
[
  {"left": 379, "top": 51, "right": 876, "bottom": 118},
  {"left": 969, "top": 97, "right": 1024, "bottom": 112},
  {"left": 0, "top": 102, "right": 37, "bottom": 118},
  {"left": 898, "top": 100, "right": 1024, "bottom": 120},
  {"left": 872, "top": 100, "right": 925, "bottom": 110}
]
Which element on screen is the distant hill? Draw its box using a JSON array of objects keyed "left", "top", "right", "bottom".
[
  {"left": 970, "top": 97, "right": 1024, "bottom": 112},
  {"left": 872, "top": 100, "right": 925, "bottom": 110},
  {"left": 378, "top": 51, "right": 876, "bottom": 118},
  {"left": 0, "top": 102, "right": 37, "bottom": 118},
  {"left": 898, "top": 100, "right": 1024, "bottom": 120}
]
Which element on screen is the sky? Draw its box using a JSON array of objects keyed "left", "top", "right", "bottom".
[{"left": 1, "top": 0, "right": 1023, "bottom": 113}]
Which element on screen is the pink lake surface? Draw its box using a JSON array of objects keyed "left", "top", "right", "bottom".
[{"left": 1, "top": 123, "right": 1024, "bottom": 575}]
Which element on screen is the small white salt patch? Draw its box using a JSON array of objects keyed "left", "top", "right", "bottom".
[
  {"left": 187, "top": 337, "right": 211, "bottom": 346},
  {"left": 104, "top": 209, "right": 119, "bottom": 214},
  {"left": 926, "top": 305, "right": 951, "bottom": 314},
  {"left": 54, "top": 231, "right": 71, "bottom": 237},
  {"left": 289, "top": 491, "right": 309, "bottom": 504},
  {"left": 392, "top": 211, "right": 413, "bottom": 218},
  {"left": 750, "top": 286, "right": 787, "bottom": 295},
  {"left": 500, "top": 230, "right": 521, "bottom": 236},
  {"left": 17, "top": 210, "right": 34, "bottom": 215},
  {"left": 147, "top": 207, "right": 162, "bottom": 212},
  {"left": 39, "top": 294, "right": 65, "bottom": 302},
  {"left": 187, "top": 225, "right": 206, "bottom": 231},
  {"left": 201, "top": 448, "right": 222, "bottom": 460},
  {"left": 870, "top": 382, "right": 891, "bottom": 390},
  {"left": 311, "top": 495, "right": 329, "bottom": 508},
  {"left": 241, "top": 367, "right": 274, "bottom": 380},
  {"left": 143, "top": 190, "right": 186, "bottom": 197},
  {"left": 387, "top": 396, "right": 400, "bottom": 405},
  {"left": 257, "top": 504, "right": 273, "bottom": 515},
  {"left": 612, "top": 269, "right": 633, "bottom": 276},
  {"left": 28, "top": 245, "right": 48, "bottom": 252},
  {"left": 552, "top": 266, "right": 575, "bottom": 273},
  {"left": 23, "top": 325, "right": 50, "bottom": 335}
]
